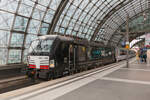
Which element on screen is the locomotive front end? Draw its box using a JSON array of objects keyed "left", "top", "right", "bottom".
[{"left": 26, "top": 36, "right": 55, "bottom": 80}]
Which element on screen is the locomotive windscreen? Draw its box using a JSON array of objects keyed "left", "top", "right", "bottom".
[{"left": 28, "top": 39, "right": 54, "bottom": 53}]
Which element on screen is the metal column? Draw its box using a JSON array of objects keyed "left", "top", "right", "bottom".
[{"left": 126, "top": 14, "right": 129, "bottom": 68}]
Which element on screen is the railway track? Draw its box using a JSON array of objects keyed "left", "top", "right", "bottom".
[
  {"left": 0, "top": 75, "right": 44, "bottom": 94},
  {"left": 0, "top": 76, "right": 28, "bottom": 92}
]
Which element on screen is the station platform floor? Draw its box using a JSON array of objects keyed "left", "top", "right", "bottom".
[{"left": 2, "top": 58, "right": 150, "bottom": 100}]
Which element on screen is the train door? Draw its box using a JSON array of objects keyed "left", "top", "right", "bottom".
[{"left": 68, "top": 44, "right": 76, "bottom": 73}]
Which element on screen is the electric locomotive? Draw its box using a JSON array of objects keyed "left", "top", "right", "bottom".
[{"left": 26, "top": 35, "right": 116, "bottom": 80}]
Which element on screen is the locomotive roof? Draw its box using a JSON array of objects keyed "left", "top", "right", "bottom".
[{"left": 38, "top": 35, "right": 106, "bottom": 47}]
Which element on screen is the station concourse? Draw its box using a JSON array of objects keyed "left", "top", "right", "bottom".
[{"left": 0, "top": 0, "right": 150, "bottom": 100}]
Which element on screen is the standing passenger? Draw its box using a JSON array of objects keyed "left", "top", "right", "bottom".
[
  {"left": 136, "top": 50, "right": 140, "bottom": 63},
  {"left": 142, "top": 47, "right": 147, "bottom": 63},
  {"left": 147, "top": 49, "right": 150, "bottom": 65},
  {"left": 139, "top": 48, "right": 143, "bottom": 62}
]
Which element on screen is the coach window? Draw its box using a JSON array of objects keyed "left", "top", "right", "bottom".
[
  {"left": 120, "top": 50, "right": 126, "bottom": 55},
  {"left": 106, "top": 48, "right": 112, "bottom": 57},
  {"left": 101, "top": 49, "right": 105, "bottom": 57}
]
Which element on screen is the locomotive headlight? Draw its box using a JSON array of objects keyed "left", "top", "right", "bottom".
[{"left": 50, "top": 60, "right": 55, "bottom": 68}]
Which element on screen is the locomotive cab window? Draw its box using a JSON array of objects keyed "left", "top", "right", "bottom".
[{"left": 28, "top": 39, "right": 54, "bottom": 54}]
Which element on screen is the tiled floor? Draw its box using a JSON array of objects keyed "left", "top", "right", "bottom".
[
  {"left": 55, "top": 79, "right": 150, "bottom": 100},
  {"left": 55, "top": 61, "right": 150, "bottom": 100}
]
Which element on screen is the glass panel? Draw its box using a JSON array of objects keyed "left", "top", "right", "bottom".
[
  {"left": 56, "top": 14, "right": 64, "bottom": 26},
  {"left": 54, "top": 25, "right": 59, "bottom": 32},
  {"left": 62, "top": 16, "right": 70, "bottom": 27},
  {"left": 67, "top": 5, "right": 76, "bottom": 17},
  {"left": 0, "top": 0, "right": 18, "bottom": 13},
  {"left": 96, "top": 0, "right": 103, "bottom": 7},
  {"left": 79, "top": 0, "right": 89, "bottom": 9},
  {"left": 0, "top": 30, "right": 10, "bottom": 47},
  {"left": 8, "top": 49, "right": 22, "bottom": 64},
  {"left": 72, "top": 31, "right": 77, "bottom": 36},
  {"left": 59, "top": 27, "right": 65, "bottom": 34},
  {"left": 28, "top": 19, "right": 41, "bottom": 34},
  {"left": 18, "top": 0, "right": 34, "bottom": 17},
  {"left": 0, "top": 48, "right": 7, "bottom": 65},
  {"left": 73, "top": 0, "right": 82, "bottom": 6},
  {"left": 32, "top": 4, "right": 46, "bottom": 20},
  {"left": 0, "top": 11, "right": 14, "bottom": 30},
  {"left": 38, "top": 0, "right": 51, "bottom": 6},
  {"left": 73, "top": 9, "right": 82, "bottom": 19},
  {"left": 66, "top": 29, "right": 72, "bottom": 35},
  {"left": 85, "top": 3, "right": 93, "bottom": 12},
  {"left": 49, "top": 0, "right": 62, "bottom": 10},
  {"left": 62, "top": 2, "right": 70, "bottom": 15},
  {"left": 13, "top": 16, "right": 28, "bottom": 32},
  {"left": 23, "top": 48, "right": 28, "bottom": 63},
  {"left": 25, "top": 34, "right": 38, "bottom": 48},
  {"left": 44, "top": 9, "right": 55, "bottom": 23},
  {"left": 39, "top": 23, "right": 49, "bottom": 35},
  {"left": 79, "top": 12, "right": 87, "bottom": 21},
  {"left": 10, "top": 33, "right": 24, "bottom": 47}
]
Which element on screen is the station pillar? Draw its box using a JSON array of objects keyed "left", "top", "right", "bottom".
[{"left": 126, "top": 15, "right": 129, "bottom": 68}]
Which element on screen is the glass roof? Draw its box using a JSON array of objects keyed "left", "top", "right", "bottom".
[
  {"left": 55, "top": 0, "right": 124, "bottom": 40},
  {"left": 95, "top": 0, "right": 149, "bottom": 46},
  {"left": 0, "top": 0, "right": 62, "bottom": 64},
  {"left": 0, "top": 0, "right": 149, "bottom": 65}
]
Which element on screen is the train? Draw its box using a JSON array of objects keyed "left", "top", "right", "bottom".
[
  {"left": 26, "top": 35, "right": 135, "bottom": 80},
  {"left": 115, "top": 48, "right": 136, "bottom": 62}
]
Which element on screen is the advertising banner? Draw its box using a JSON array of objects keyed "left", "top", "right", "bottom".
[{"left": 145, "top": 33, "right": 150, "bottom": 48}]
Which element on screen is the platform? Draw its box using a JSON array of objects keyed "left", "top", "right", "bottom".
[{"left": 2, "top": 58, "right": 150, "bottom": 100}]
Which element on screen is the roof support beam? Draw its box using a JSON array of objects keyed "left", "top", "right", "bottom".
[
  {"left": 107, "top": 7, "right": 150, "bottom": 46},
  {"left": 47, "top": 0, "right": 69, "bottom": 34},
  {"left": 91, "top": 0, "right": 134, "bottom": 41}
]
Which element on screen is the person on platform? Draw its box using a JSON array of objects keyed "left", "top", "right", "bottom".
[
  {"left": 147, "top": 49, "right": 150, "bottom": 64},
  {"left": 140, "top": 46, "right": 147, "bottom": 63},
  {"left": 136, "top": 50, "right": 140, "bottom": 63},
  {"left": 143, "top": 48, "right": 147, "bottom": 63}
]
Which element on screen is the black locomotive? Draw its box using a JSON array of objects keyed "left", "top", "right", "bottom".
[{"left": 26, "top": 35, "right": 130, "bottom": 80}]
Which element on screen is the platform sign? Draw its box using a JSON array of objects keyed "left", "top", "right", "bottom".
[
  {"left": 125, "top": 44, "right": 129, "bottom": 49},
  {"left": 145, "top": 33, "right": 150, "bottom": 48},
  {"left": 125, "top": 42, "right": 130, "bottom": 49}
]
